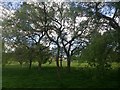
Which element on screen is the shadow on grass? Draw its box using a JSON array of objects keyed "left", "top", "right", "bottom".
[{"left": 2, "top": 65, "right": 119, "bottom": 88}]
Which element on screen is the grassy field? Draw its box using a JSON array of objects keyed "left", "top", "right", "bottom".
[{"left": 2, "top": 61, "right": 120, "bottom": 88}]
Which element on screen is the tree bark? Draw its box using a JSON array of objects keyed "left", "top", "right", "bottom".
[
  {"left": 56, "top": 47, "right": 60, "bottom": 68},
  {"left": 19, "top": 61, "right": 23, "bottom": 67},
  {"left": 67, "top": 55, "right": 71, "bottom": 72},
  {"left": 56, "top": 57, "right": 59, "bottom": 68},
  {"left": 29, "top": 59, "right": 32, "bottom": 69},
  {"left": 60, "top": 55, "right": 63, "bottom": 68},
  {"left": 38, "top": 61, "right": 42, "bottom": 70}
]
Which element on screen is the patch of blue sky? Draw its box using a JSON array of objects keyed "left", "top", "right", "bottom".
[
  {"left": 100, "top": 5, "right": 116, "bottom": 18},
  {"left": 1, "top": 0, "right": 24, "bottom": 10},
  {"left": 70, "top": 0, "right": 120, "bottom": 2}
]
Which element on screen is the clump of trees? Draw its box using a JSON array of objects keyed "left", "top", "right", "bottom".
[{"left": 2, "top": 2, "right": 120, "bottom": 73}]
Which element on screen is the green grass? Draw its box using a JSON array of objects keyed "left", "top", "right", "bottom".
[{"left": 2, "top": 61, "right": 120, "bottom": 88}]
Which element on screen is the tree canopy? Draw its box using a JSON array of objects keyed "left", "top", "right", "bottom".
[{"left": 2, "top": 1, "right": 120, "bottom": 72}]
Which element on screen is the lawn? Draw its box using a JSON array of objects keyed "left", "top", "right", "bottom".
[{"left": 2, "top": 61, "right": 120, "bottom": 88}]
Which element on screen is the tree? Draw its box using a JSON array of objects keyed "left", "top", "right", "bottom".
[
  {"left": 81, "top": 31, "right": 115, "bottom": 77},
  {"left": 79, "top": 2, "right": 120, "bottom": 63},
  {"left": 3, "top": 2, "right": 120, "bottom": 73},
  {"left": 41, "top": 2, "right": 92, "bottom": 71},
  {"left": 87, "top": 2, "right": 120, "bottom": 62},
  {"left": 2, "top": 2, "right": 48, "bottom": 68},
  {"left": 15, "top": 45, "right": 27, "bottom": 67},
  {"left": 34, "top": 44, "right": 51, "bottom": 69}
]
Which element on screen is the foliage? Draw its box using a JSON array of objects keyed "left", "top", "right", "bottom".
[
  {"left": 2, "top": 2, "right": 120, "bottom": 72},
  {"left": 34, "top": 44, "right": 51, "bottom": 64},
  {"left": 14, "top": 44, "right": 51, "bottom": 67},
  {"left": 2, "top": 52, "right": 15, "bottom": 66},
  {"left": 80, "top": 32, "right": 113, "bottom": 71}
]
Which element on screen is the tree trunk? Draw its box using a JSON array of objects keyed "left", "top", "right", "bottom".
[
  {"left": 67, "top": 55, "right": 71, "bottom": 72},
  {"left": 60, "top": 55, "right": 63, "bottom": 68},
  {"left": 38, "top": 61, "right": 42, "bottom": 69},
  {"left": 29, "top": 59, "right": 32, "bottom": 69},
  {"left": 19, "top": 61, "right": 23, "bottom": 67},
  {"left": 97, "top": 58, "right": 105, "bottom": 79},
  {"left": 56, "top": 47, "right": 60, "bottom": 68},
  {"left": 56, "top": 56, "right": 59, "bottom": 68}
]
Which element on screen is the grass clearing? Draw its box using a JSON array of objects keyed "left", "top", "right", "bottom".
[{"left": 2, "top": 62, "right": 120, "bottom": 88}]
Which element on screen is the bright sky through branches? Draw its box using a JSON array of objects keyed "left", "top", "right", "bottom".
[{"left": 1, "top": 1, "right": 119, "bottom": 52}]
